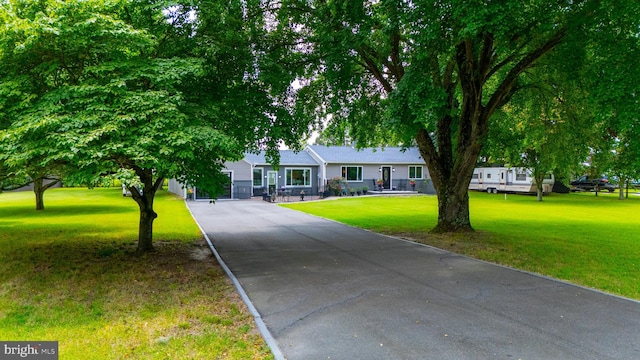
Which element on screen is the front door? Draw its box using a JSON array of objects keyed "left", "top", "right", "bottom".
[
  {"left": 382, "top": 166, "right": 392, "bottom": 190},
  {"left": 267, "top": 171, "right": 278, "bottom": 195}
]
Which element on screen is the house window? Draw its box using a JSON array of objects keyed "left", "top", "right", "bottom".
[
  {"left": 516, "top": 172, "right": 527, "bottom": 181},
  {"left": 253, "top": 168, "right": 263, "bottom": 187},
  {"left": 286, "top": 168, "right": 311, "bottom": 186},
  {"left": 409, "top": 166, "right": 423, "bottom": 179},
  {"left": 341, "top": 166, "right": 363, "bottom": 181}
]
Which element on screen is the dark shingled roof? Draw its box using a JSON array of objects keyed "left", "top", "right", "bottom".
[{"left": 307, "top": 145, "right": 423, "bottom": 164}]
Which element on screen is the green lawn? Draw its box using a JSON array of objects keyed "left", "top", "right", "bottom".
[
  {"left": 0, "top": 188, "right": 272, "bottom": 359},
  {"left": 282, "top": 191, "right": 640, "bottom": 300}
]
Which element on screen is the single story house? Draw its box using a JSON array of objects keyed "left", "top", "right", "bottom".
[
  {"left": 306, "top": 145, "right": 432, "bottom": 193},
  {"left": 168, "top": 145, "right": 434, "bottom": 200}
]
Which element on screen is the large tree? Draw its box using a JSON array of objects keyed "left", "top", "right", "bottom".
[
  {"left": 275, "top": 0, "right": 638, "bottom": 232},
  {"left": 0, "top": 0, "right": 307, "bottom": 251}
]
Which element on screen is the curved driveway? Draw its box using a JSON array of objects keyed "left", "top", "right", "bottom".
[{"left": 188, "top": 200, "right": 640, "bottom": 360}]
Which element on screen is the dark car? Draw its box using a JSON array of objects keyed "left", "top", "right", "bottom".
[{"left": 570, "top": 175, "right": 616, "bottom": 192}]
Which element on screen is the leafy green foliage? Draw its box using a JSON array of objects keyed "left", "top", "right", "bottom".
[
  {"left": 0, "top": 0, "right": 313, "bottom": 249},
  {"left": 482, "top": 62, "right": 594, "bottom": 192},
  {"left": 483, "top": 1, "right": 640, "bottom": 194},
  {"left": 580, "top": 3, "right": 640, "bottom": 190},
  {"left": 274, "top": 0, "right": 640, "bottom": 230}
]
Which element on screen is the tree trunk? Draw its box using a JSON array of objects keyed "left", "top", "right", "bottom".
[
  {"left": 432, "top": 187, "right": 473, "bottom": 233},
  {"left": 137, "top": 203, "right": 157, "bottom": 252},
  {"left": 419, "top": 124, "right": 477, "bottom": 233},
  {"left": 618, "top": 177, "right": 626, "bottom": 200},
  {"left": 34, "top": 177, "right": 45, "bottom": 211},
  {"left": 30, "top": 175, "right": 60, "bottom": 211},
  {"left": 416, "top": 107, "right": 482, "bottom": 233},
  {"left": 534, "top": 173, "right": 545, "bottom": 202},
  {"left": 129, "top": 168, "right": 164, "bottom": 252}
]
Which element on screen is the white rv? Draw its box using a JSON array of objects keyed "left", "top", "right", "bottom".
[{"left": 469, "top": 167, "right": 554, "bottom": 194}]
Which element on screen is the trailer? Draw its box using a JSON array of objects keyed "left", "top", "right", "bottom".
[{"left": 469, "top": 167, "right": 554, "bottom": 194}]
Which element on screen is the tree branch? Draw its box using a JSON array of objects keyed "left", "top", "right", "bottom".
[
  {"left": 41, "top": 178, "right": 61, "bottom": 191},
  {"left": 153, "top": 176, "right": 164, "bottom": 192},
  {"left": 357, "top": 48, "right": 393, "bottom": 93},
  {"left": 478, "top": 33, "right": 494, "bottom": 80},
  {"left": 484, "top": 27, "right": 567, "bottom": 118},
  {"left": 388, "top": 30, "right": 405, "bottom": 80}
]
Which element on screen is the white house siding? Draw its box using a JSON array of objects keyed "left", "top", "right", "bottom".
[
  {"left": 324, "top": 163, "right": 431, "bottom": 191},
  {"left": 225, "top": 160, "right": 252, "bottom": 179},
  {"left": 224, "top": 160, "right": 253, "bottom": 199},
  {"left": 167, "top": 178, "right": 186, "bottom": 198},
  {"left": 310, "top": 145, "right": 434, "bottom": 193}
]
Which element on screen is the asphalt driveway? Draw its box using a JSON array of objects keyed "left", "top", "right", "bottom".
[{"left": 188, "top": 200, "right": 640, "bottom": 360}]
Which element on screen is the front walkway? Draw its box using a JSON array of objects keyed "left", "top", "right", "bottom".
[{"left": 189, "top": 200, "right": 640, "bottom": 360}]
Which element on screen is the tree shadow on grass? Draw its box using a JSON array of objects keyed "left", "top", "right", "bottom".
[
  {"left": 0, "top": 239, "right": 228, "bottom": 330},
  {"left": 0, "top": 203, "right": 136, "bottom": 219}
]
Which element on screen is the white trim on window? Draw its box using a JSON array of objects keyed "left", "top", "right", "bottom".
[
  {"left": 285, "top": 168, "right": 311, "bottom": 187},
  {"left": 341, "top": 165, "right": 363, "bottom": 181},
  {"left": 409, "top": 165, "right": 424, "bottom": 179}
]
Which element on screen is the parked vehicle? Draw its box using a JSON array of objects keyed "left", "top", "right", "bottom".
[
  {"left": 570, "top": 176, "right": 616, "bottom": 192},
  {"left": 469, "top": 167, "right": 554, "bottom": 194}
]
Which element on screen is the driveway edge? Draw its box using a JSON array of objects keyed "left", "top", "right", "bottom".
[{"left": 186, "top": 202, "right": 285, "bottom": 360}]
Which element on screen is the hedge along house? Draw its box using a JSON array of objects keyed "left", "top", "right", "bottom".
[{"left": 305, "top": 145, "right": 434, "bottom": 193}]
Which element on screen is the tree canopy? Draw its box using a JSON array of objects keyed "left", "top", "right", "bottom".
[
  {"left": 0, "top": 0, "right": 310, "bottom": 251},
  {"left": 273, "top": 0, "right": 640, "bottom": 231}
]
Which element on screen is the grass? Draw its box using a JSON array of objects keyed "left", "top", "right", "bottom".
[
  {"left": 0, "top": 187, "right": 273, "bottom": 359},
  {"left": 282, "top": 191, "right": 640, "bottom": 300}
]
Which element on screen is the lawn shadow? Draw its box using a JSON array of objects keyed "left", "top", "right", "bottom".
[
  {"left": 1, "top": 238, "right": 223, "bottom": 328},
  {"left": 0, "top": 204, "right": 136, "bottom": 219}
]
